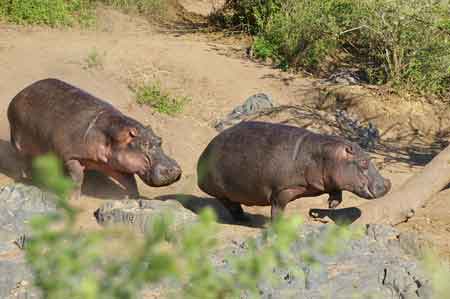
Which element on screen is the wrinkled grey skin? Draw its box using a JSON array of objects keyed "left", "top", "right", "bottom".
[
  {"left": 8, "top": 78, "right": 182, "bottom": 200},
  {"left": 197, "top": 121, "right": 391, "bottom": 221}
]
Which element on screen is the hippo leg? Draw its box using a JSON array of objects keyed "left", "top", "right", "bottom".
[
  {"left": 17, "top": 154, "right": 33, "bottom": 181},
  {"left": 106, "top": 170, "right": 139, "bottom": 199},
  {"left": 328, "top": 191, "right": 342, "bottom": 209},
  {"left": 218, "top": 198, "right": 250, "bottom": 223},
  {"left": 271, "top": 187, "right": 306, "bottom": 220},
  {"left": 65, "top": 159, "right": 85, "bottom": 201}
]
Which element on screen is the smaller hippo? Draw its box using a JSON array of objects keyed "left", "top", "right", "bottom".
[
  {"left": 8, "top": 78, "right": 182, "bottom": 200},
  {"left": 197, "top": 121, "right": 391, "bottom": 221}
]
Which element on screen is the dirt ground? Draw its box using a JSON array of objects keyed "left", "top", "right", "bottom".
[{"left": 1, "top": 3, "right": 450, "bottom": 260}]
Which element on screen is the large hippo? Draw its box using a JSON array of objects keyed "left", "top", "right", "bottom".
[
  {"left": 8, "top": 78, "right": 182, "bottom": 200},
  {"left": 197, "top": 121, "right": 391, "bottom": 221}
]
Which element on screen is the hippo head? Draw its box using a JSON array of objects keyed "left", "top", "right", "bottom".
[
  {"left": 109, "top": 123, "right": 182, "bottom": 187},
  {"left": 324, "top": 140, "right": 391, "bottom": 199}
]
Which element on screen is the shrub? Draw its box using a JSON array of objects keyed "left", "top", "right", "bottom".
[
  {"left": 220, "top": 0, "right": 450, "bottom": 96},
  {"left": 99, "top": 0, "right": 166, "bottom": 17},
  {"left": 134, "top": 81, "right": 190, "bottom": 115},
  {"left": 349, "top": 0, "right": 450, "bottom": 95},
  {"left": 0, "top": 0, "right": 95, "bottom": 26},
  {"left": 84, "top": 47, "right": 105, "bottom": 69}
]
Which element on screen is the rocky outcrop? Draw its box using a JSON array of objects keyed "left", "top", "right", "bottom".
[
  {"left": 0, "top": 184, "right": 56, "bottom": 299},
  {"left": 213, "top": 224, "right": 434, "bottom": 299},
  {"left": 94, "top": 199, "right": 198, "bottom": 233}
]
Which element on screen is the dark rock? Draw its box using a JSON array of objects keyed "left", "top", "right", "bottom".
[
  {"left": 214, "top": 93, "right": 275, "bottom": 131},
  {"left": 94, "top": 199, "right": 198, "bottom": 234},
  {"left": 335, "top": 109, "right": 380, "bottom": 151}
]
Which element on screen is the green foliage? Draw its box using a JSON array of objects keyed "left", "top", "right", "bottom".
[
  {"left": 0, "top": 0, "right": 95, "bottom": 26},
  {"left": 134, "top": 81, "right": 190, "bottom": 116},
  {"left": 0, "top": 0, "right": 165, "bottom": 26},
  {"left": 350, "top": 0, "right": 450, "bottom": 95},
  {"left": 221, "top": 0, "right": 450, "bottom": 96},
  {"left": 84, "top": 47, "right": 105, "bottom": 69},
  {"left": 422, "top": 251, "right": 450, "bottom": 299},
  {"left": 99, "top": 0, "right": 166, "bottom": 16},
  {"left": 25, "top": 154, "right": 361, "bottom": 299}
]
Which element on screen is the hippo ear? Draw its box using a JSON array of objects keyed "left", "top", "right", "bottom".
[
  {"left": 336, "top": 144, "right": 354, "bottom": 160},
  {"left": 129, "top": 127, "right": 138, "bottom": 137},
  {"left": 345, "top": 145, "right": 355, "bottom": 155},
  {"left": 113, "top": 126, "right": 139, "bottom": 145}
]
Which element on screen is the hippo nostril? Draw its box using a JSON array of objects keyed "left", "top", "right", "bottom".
[
  {"left": 384, "top": 179, "right": 392, "bottom": 190},
  {"left": 170, "top": 167, "right": 182, "bottom": 180}
]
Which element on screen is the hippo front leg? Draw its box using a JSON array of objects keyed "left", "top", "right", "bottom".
[
  {"left": 328, "top": 191, "right": 342, "bottom": 209},
  {"left": 271, "top": 187, "right": 306, "bottom": 221},
  {"left": 65, "top": 159, "right": 85, "bottom": 201}
]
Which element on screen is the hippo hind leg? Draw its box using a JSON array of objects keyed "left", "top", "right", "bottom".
[
  {"left": 9, "top": 130, "right": 34, "bottom": 181},
  {"left": 218, "top": 198, "right": 250, "bottom": 223},
  {"left": 271, "top": 187, "right": 307, "bottom": 221}
]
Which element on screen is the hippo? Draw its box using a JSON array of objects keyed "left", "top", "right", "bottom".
[
  {"left": 197, "top": 121, "right": 391, "bottom": 221},
  {"left": 7, "top": 78, "right": 182, "bottom": 200}
]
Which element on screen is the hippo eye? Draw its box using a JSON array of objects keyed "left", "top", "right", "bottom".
[
  {"left": 359, "top": 159, "right": 369, "bottom": 170},
  {"left": 155, "top": 137, "right": 162, "bottom": 147}
]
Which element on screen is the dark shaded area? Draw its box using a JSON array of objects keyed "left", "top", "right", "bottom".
[
  {"left": 81, "top": 171, "right": 142, "bottom": 200},
  {"left": 309, "top": 207, "right": 363, "bottom": 225},
  {"left": 155, "top": 193, "right": 269, "bottom": 228}
]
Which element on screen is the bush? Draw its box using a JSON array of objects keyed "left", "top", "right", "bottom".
[
  {"left": 134, "top": 81, "right": 190, "bottom": 116},
  {"left": 0, "top": 0, "right": 166, "bottom": 26},
  {"left": 0, "top": 0, "right": 95, "bottom": 26},
  {"left": 84, "top": 47, "right": 105, "bottom": 69},
  {"left": 100, "top": 0, "right": 166, "bottom": 16},
  {"left": 220, "top": 0, "right": 450, "bottom": 96}
]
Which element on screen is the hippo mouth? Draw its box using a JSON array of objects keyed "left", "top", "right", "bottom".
[
  {"left": 354, "top": 185, "right": 375, "bottom": 200},
  {"left": 138, "top": 165, "right": 182, "bottom": 187},
  {"left": 358, "top": 178, "right": 391, "bottom": 199},
  {"left": 364, "top": 185, "right": 376, "bottom": 199}
]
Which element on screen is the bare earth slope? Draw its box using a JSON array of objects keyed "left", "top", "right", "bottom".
[{"left": 0, "top": 4, "right": 449, "bottom": 259}]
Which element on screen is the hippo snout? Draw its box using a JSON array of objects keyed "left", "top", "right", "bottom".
[
  {"left": 369, "top": 178, "right": 391, "bottom": 198},
  {"left": 142, "top": 163, "right": 182, "bottom": 187}
]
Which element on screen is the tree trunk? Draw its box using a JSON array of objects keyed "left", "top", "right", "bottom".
[{"left": 309, "top": 144, "right": 450, "bottom": 226}]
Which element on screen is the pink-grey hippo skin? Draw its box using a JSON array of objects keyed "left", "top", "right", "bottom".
[
  {"left": 197, "top": 121, "right": 391, "bottom": 221},
  {"left": 7, "top": 78, "right": 182, "bottom": 200}
]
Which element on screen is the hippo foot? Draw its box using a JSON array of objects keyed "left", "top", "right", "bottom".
[
  {"left": 328, "top": 199, "right": 341, "bottom": 209},
  {"left": 218, "top": 198, "right": 250, "bottom": 223},
  {"left": 328, "top": 191, "right": 342, "bottom": 209}
]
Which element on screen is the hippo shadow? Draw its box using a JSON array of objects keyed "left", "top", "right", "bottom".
[
  {"left": 309, "top": 207, "right": 362, "bottom": 224},
  {"left": 81, "top": 171, "right": 152, "bottom": 200},
  {"left": 154, "top": 194, "right": 270, "bottom": 228}
]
